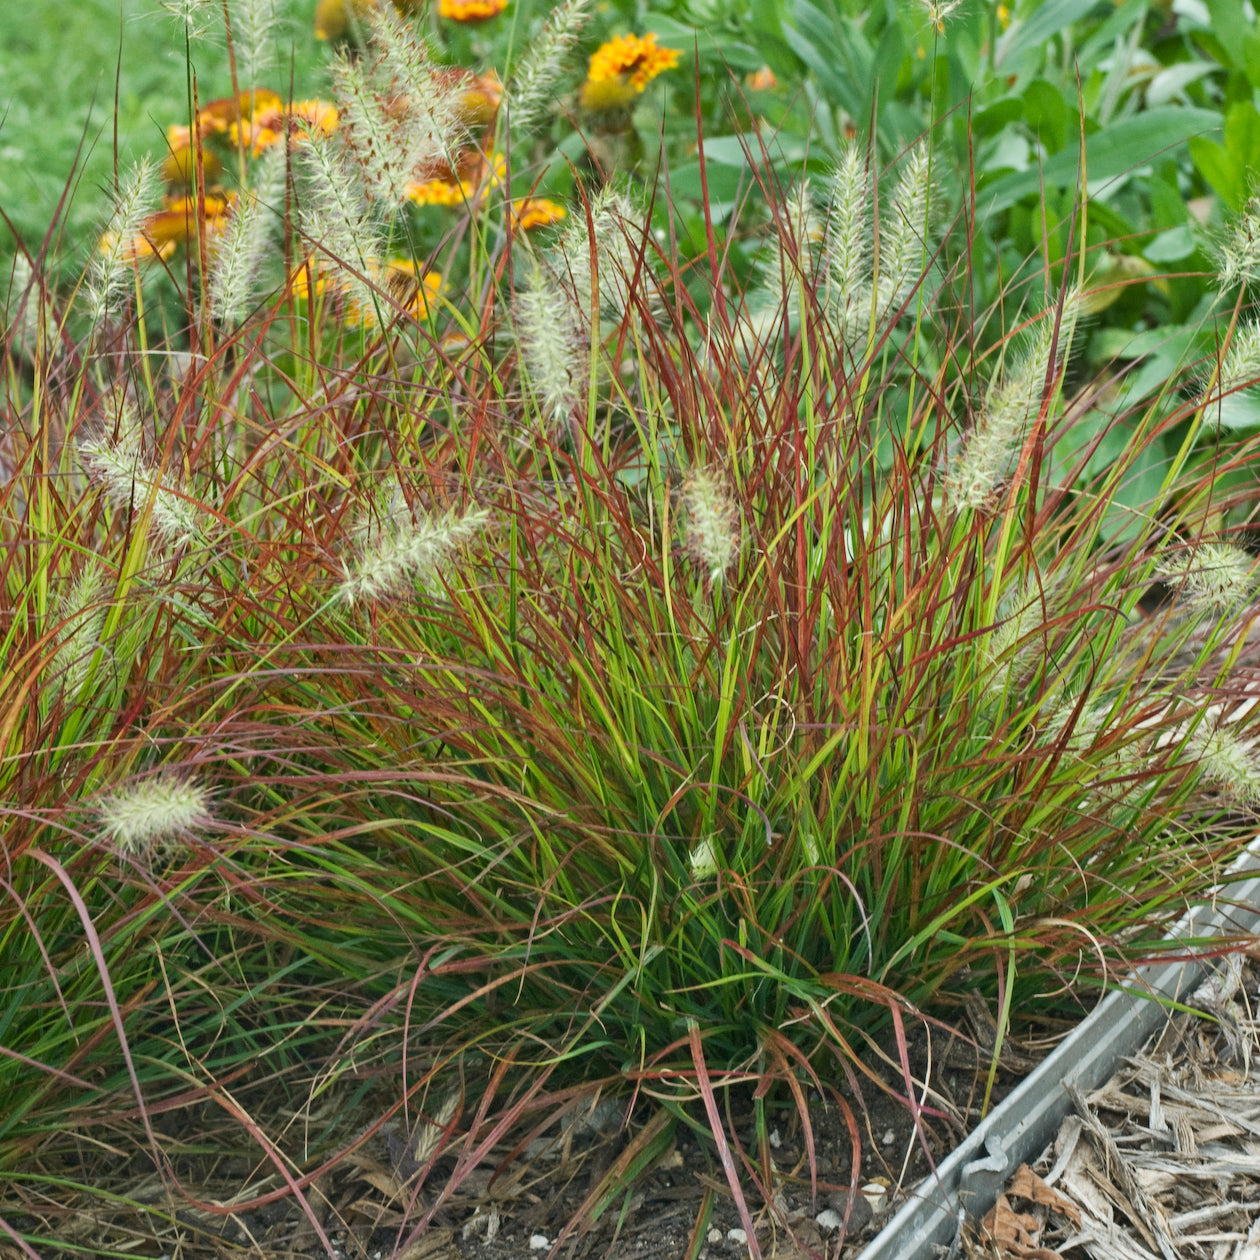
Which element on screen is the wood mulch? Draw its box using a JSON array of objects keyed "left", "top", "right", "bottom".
[{"left": 965, "top": 957, "right": 1260, "bottom": 1260}]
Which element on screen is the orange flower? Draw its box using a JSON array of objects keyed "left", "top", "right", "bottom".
[
  {"left": 100, "top": 193, "right": 235, "bottom": 262},
  {"left": 579, "top": 32, "right": 680, "bottom": 111},
  {"left": 437, "top": 0, "right": 507, "bottom": 21},
  {"left": 745, "top": 65, "right": 777, "bottom": 92},
  {"left": 232, "top": 99, "right": 339, "bottom": 155},
  {"left": 289, "top": 256, "right": 442, "bottom": 326},
  {"left": 314, "top": 0, "right": 426, "bottom": 41},
  {"left": 406, "top": 150, "right": 504, "bottom": 208},
  {"left": 510, "top": 198, "right": 566, "bottom": 231},
  {"left": 160, "top": 124, "right": 224, "bottom": 187},
  {"left": 197, "top": 90, "right": 282, "bottom": 136}
]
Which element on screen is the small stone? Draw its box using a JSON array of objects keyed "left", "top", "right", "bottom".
[
  {"left": 862, "top": 1181, "right": 888, "bottom": 1212},
  {"left": 815, "top": 1208, "right": 843, "bottom": 1232},
  {"left": 768, "top": 1127, "right": 782, "bottom": 1148},
  {"left": 707, "top": 1227, "right": 722, "bottom": 1244},
  {"left": 529, "top": 1235, "right": 550, "bottom": 1251},
  {"left": 726, "top": 1227, "right": 748, "bottom": 1245},
  {"left": 881, "top": 1128, "right": 896, "bottom": 1145}
]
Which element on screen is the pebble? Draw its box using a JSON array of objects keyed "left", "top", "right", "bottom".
[
  {"left": 815, "top": 1208, "right": 843, "bottom": 1231},
  {"left": 726, "top": 1227, "right": 748, "bottom": 1245},
  {"left": 529, "top": 1235, "right": 550, "bottom": 1251}
]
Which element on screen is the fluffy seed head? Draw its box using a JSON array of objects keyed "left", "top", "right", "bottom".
[
  {"left": 681, "top": 468, "right": 740, "bottom": 584},
  {"left": 877, "top": 143, "right": 934, "bottom": 315},
  {"left": 506, "top": 0, "right": 591, "bottom": 136},
  {"left": 340, "top": 502, "right": 489, "bottom": 604},
  {"left": 207, "top": 142, "right": 286, "bottom": 325},
  {"left": 1183, "top": 721, "right": 1260, "bottom": 805},
  {"left": 515, "top": 265, "right": 582, "bottom": 427},
  {"left": 1215, "top": 195, "right": 1260, "bottom": 292},
  {"left": 948, "top": 288, "right": 1081, "bottom": 510},
  {"left": 96, "top": 774, "right": 212, "bottom": 856},
  {"left": 87, "top": 159, "right": 160, "bottom": 324},
  {"left": 1204, "top": 319, "right": 1260, "bottom": 432},
  {"left": 823, "top": 145, "right": 871, "bottom": 330},
  {"left": 689, "top": 837, "right": 720, "bottom": 880},
  {"left": 78, "top": 410, "right": 201, "bottom": 548},
  {"left": 1159, "top": 541, "right": 1257, "bottom": 616},
  {"left": 50, "top": 562, "right": 108, "bottom": 704}
]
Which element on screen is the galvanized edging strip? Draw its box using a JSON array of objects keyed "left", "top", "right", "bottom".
[{"left": 855, "top": 839, "right": 1260, "bottom": 1260}]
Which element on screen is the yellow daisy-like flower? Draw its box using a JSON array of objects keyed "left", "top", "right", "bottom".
[
  {"left": 100, "top": 193, "right": 236, "bottom": 263},
  {"left": 579, "top": 32, "right": 680, "bottom": 111},
  {"left": 510, "top": 198, "right": 567, "bottom": 231},
  {"left": 160, "top": 124, "right": 224, "bottom": 187},
  {"left": 437, "top": 0, "right": 507, "bottom": 21},
  {"left": 289, "top": 257, "right": 442, "bottom": 327},
  {"left": 406, "top": 151, "right": 505, "bottom": 208},
  {"left": 231, "top": 99, "right": 340, "bottom": 156}
]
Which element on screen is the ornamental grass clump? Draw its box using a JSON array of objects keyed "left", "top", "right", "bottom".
[{"left": 8, "top": 21, "right": 1260, "bottom": 1256}]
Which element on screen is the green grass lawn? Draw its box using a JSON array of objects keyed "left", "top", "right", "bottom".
[{"left": 0, "top": 0, "right": 326, "bottom": 268}]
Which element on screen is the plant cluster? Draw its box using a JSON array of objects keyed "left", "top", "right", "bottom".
[{"left": 5, "top": 0, "right": 1260, "bottom": 1256}]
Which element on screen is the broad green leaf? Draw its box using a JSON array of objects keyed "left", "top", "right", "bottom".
[
  {"left": 995, "top": 0, "right": 1099, "bottom": 68},
  {"left": 981, "top": 108, "right": 1221, "bottom": 214}
]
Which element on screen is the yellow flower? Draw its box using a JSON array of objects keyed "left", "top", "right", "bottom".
[
  {"left": 289, "top": 257, "right": 442, "bottom": 326},
  {"left": 159, "top": 124, "right": 223, "bottom": 187},
  {"left": 510, "top": 198, "right": 567, "bottom": 231},
  {"left": 197, "top": 89, "right": 282, "bottom": 136},
  {"left": 437, "top": 0, "right": 507, "bottom": 21},
  {"left": 406, "top": 150, "right": 504, "bottom": 208},
  {"left": 314, "top": 0, "right": 425, "bottom": 41},
  {"left": 579, "top": 32, "right": 680, "bottom": 111},
  {"left": 100, "top": 193, "right": 236, "bottom": 262},
  {"left": 231, "top": 99, "right": 339, "bottom": 156}
]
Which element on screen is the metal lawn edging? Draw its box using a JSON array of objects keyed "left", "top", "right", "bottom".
[{"left": 854, "top": 835, "right": 1260, "bottom": 1260}]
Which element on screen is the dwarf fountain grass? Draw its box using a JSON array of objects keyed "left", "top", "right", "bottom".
[
  {"left": 77, "top": 410, "right": 201, "bottom": 549},
  {"left": 12, "top": 87, "right": 1260, "bottom": 1258},
  {"left": 504, "top": 0, "right": 592, "bottom": 136},
  {"left": 1215, "top": 194, "right": 1260, "bottom": 292},
  {"left": 514, "top": 262, "right": 583, "bottom": 428},
  {"left": 1159, "top": 540, "right": 1258, "bottom": 617},
  {"left": 45, "top": 560, "right": 108, "bottom": 711},
  {"left": 231, "top": 0, "right": 279, "bottom": 88},
  {"left": 948, "top": 285, "right": 1082, "bottom": 509},
  {"left": 207, "top": 143, "right": 286, "bottom": 325},
  {"left": 680, "top": 465, "right": 740, "bottom": 585},
  {"left": 94, "top": 773, "right": 213, "bottom": 857},
  {"left": 1205, "top": 318, "right": 1260, "bottom": 432},
  {"left": 85, "top": 159, "right": 160, "bottom": 326},
  {"left": 339, "top": 498, "right": 490, "bottom": 603}
]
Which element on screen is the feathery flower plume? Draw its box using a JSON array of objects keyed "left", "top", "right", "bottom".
[
  {"left": 505, "top": 0, "right": 591, "bottom": 136},
  {"left": 823, "top": 145, "right": 871, "bottom": 332},
  {"left": 948, "top": 287, "right": 1081, "bottom": 510},
  {"left": 48, "top": 561, "right": 107, "bottom": 705},
  {"left": 1204, "top": 319, "right": 1260, "bottom": 432},
  {"left": 555, "top": 187, "right": 639, "bottom": 324},
  {"left": 340, "top": 501, "right": 489, "bottom": 604},
  {"left": 920, "top": 0, "right": 966, "bottom": 33},
  {"left": 366, "top": 8, "right": 463, "bottom": 177},
  {"left": 162, "top": 0, "right": 217, "bottom": 40},
  {"left": 86, "top": 159, "right": 160, "bottom": 324},
  {"left": 515, "top": 264, "right": 582, "bottom": 427},
  {"left": 207, "top": 143, "right": 286, "bottom": 325},
  {"left": 298, "top": 134, "right": 383, "bottom": 318},
  {"left": 1215, "top": 195, "right": 1260, "bottom": 292},
  {"left": 983, "top": 577, "right": 1055, "bottom": 676},
  {"left": 78, "top": 407, "right": 201, "bottom": 548},
  {"left": 689, "top": 837, "right": 720, "bottom": 880},
  {"left": 333, "top": 51, "right": 418, "bottom": 206},
  {"left": 877, "top": 143, "right": 933, "bottom": 315},
  {"left": 1183, "top": 720, "right": 1260, "bottom": 805},
  {"left": 411, "top": 1089, "right": 460, "bottom": 1164},
  {"left": 5, "top": 252, "right": 55, "bottom": 357},
  {"left": 96, "top": 774, "right": 213, "bottom": 856},
  {"left": 232, "top": 0, "right": 279, "bottom": 88},
  {"left": 681, "top": 468, "right": 740, "bottom": 584},
  {"left": 1159, "top": 540, "right": 1257, "bottom": 617}
]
